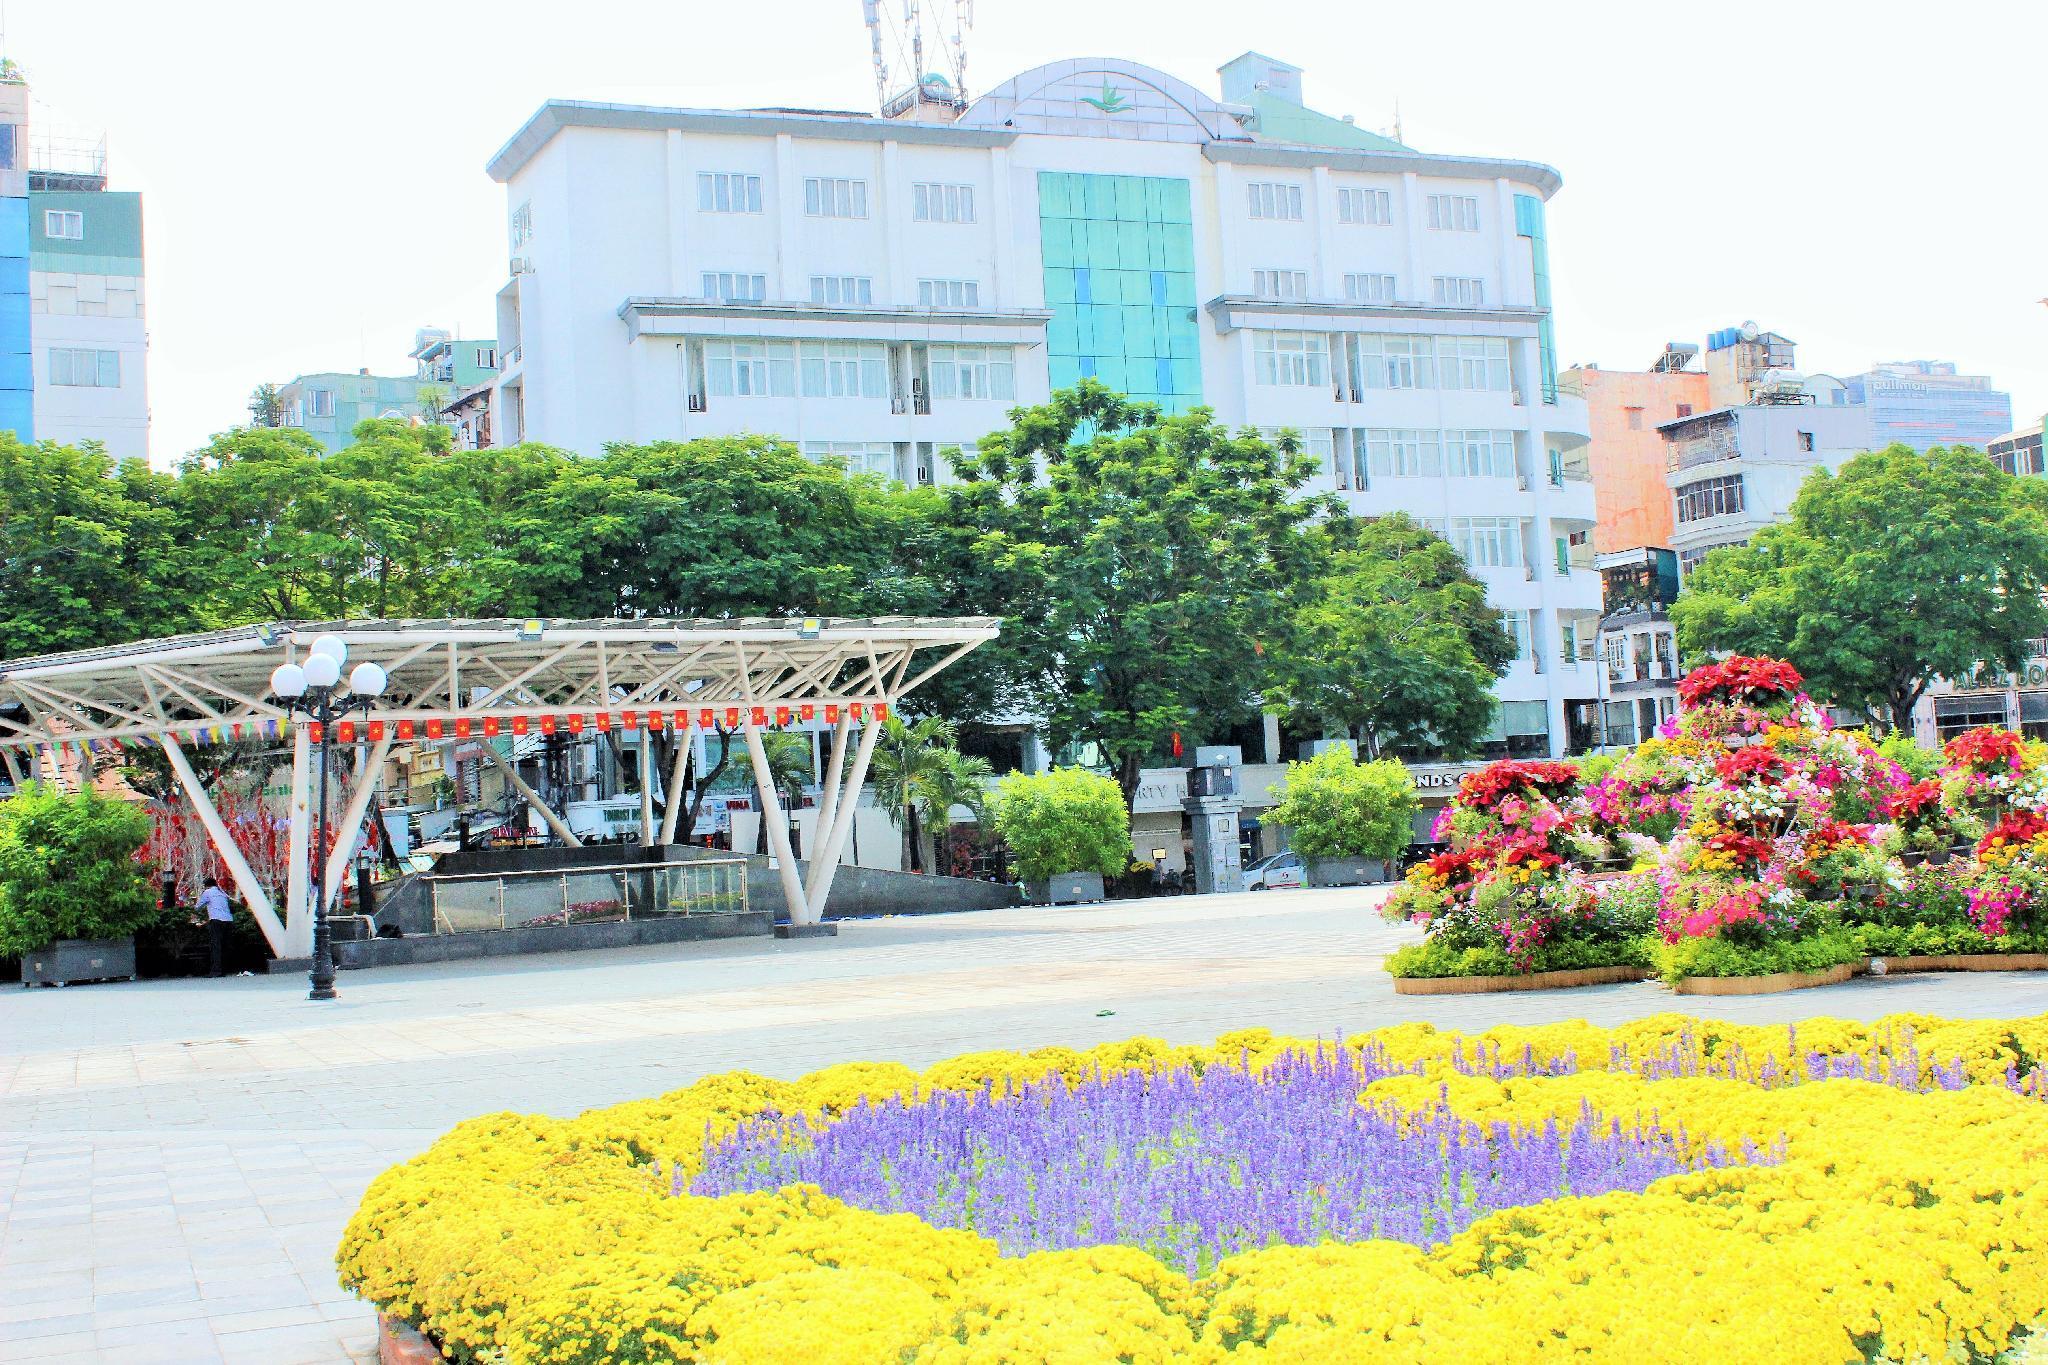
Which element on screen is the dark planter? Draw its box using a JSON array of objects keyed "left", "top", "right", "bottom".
[
  {"left": 23, "top": 936, "right": 137, "bottom": 987},
  {"left": 1027, "top": 871, "right": 1106, "bottom": 905}
]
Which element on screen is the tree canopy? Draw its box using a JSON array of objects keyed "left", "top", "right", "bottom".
[
  {"left": 1671, "top": 444, "right": 2048, "bottom": 729},
  {"left": 1267, "top": 512, "right": 1513, "bottom": 758},
  {"left": 939, "top": 382, "right": 1329, "bottom": 807}
]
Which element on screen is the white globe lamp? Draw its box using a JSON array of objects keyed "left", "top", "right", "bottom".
[
  {"left": 347, "top": 662, "right": 388, "bottom": 698},
  {"left": 303, "top": 651, "right": 342, "bottom": 690},
  {"left": 269, "top": 662, "right": 308, "bottom": 698}
]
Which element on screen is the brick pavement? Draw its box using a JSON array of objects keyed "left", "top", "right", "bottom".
[{"left": 4, "top": 886, "right": 2044, "bottom": 1362}]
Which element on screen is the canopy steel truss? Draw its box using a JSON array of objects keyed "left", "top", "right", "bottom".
[{"left": 0, "top": 617, "right": 998, "bottom": 955}]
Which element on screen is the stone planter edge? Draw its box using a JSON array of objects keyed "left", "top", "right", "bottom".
[
  {"left": 1392, "top": 964, "right": 1652, "bottom": 995},
  {"left": 1669, "top": 962, "right": 1857, "bottom": 996}
]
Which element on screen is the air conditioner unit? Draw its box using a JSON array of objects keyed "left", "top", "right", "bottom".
[
  {"left": 687, "top": 393, "right": 707, "bottom": 413},
  {"left": 508, "top": 256, "right": 532, "bottom": 276}
]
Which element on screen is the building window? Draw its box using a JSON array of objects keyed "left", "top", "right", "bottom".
[
  {"left": 808, "top": 275, "right": 874, "bottom": 306},
  {"left": 1251, "top": 268, "right": 1310, "bottom": 300},
  {"left": 1246, "top": 181, "right": 1304, "bottom": 221},
  {"left": 698, "top": 173, "right": 763, "bottom": 214},
  {"left": 703, "top": 339, "right": 796, "bottom": 398},
  {"left": 1252, "top": 331, "right": 1330, "bottom": 387},
  {"left": 911, "top": 182, "right": 974, "bottom": 223},
  {"left": 916, "top": 278, "right": 980, "bottom": 308},
  {"left": 1254, "top": 426, "right": 1335, "bottom": 478},
  {"left": 804, "top": 177, "right": 869, "bottom": 219},
  {"left": 1506, "top": 610, "right": 1535, "bottom": 663},
  {"left": 1677, "top": 540, "right": 1744, "bottom": 577},
  {"left": 799, "top": 340, "right": 890, "bottom": 399},
  {"left": 1336, "top": 186, "right": 1392, "bottom": 225},
  {"left": 478, "top": 347, "right": 498, "bottom": 370},
  {"left": 1797, "top": 430, "right": 1816, "bottom": 451},
  {"left": 1675, "top": 403, "right": 1693, "bottom": 418},
  {"left": 44, "top": 209, "right": 84, "bottom": 240},
  {"left": 1366, "top": 429, "right": 1443, "bottom": 480},
  {"left": 1350, "top": 334, "right": 1509, "bottom": 393},
  {"left": 509, "top": 202, "right": 533, "bottom": 247},
  {"left": 50, "top": 348, "right": 120, "bottom": 388},
  {"left": 1674, "top": 474, "right": 1746, "bottom": 524},
  {"left": 1354, "top": 334, "right": 1431, "bottom": 390},
  {"left": 1935, "top": 695, "right": 2011, "bottom": 744},
  {"left": 1343, "top": 273, "right": 1396, "bottom": 303},
  {"left": 1448, "top": 516, "right": 1524, "bottom": 569},
  {"left": 1426, "top": 194, "right": 1480, "bottom": 231},
  {"left": 301, "top": 388, "right": 335, "bottom": 419},
  {"left": 1625, "top": 406, "right": 1645, "bottom": 430},
  {"left": 802, "top": 440, "right": 898, "bottom": 480},
  {"left": 701, "top": 271, "right": 767, "bottom": 302},
  {"left": 1430, "top": 276, "right": 1485, "bottom": 307},
  {"left": 926, "top": 345, "right": 1015, "bottom": 401},
  {"left": 1444, "top": 429, "right": 1517, "bottom": 478}
]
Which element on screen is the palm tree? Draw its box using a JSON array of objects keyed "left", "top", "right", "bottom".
[
  {"left": 926, "top": 748, "right": 995, "bottom": 876},
  {"left": 868, "top": 715, "right": 962, "bottom": 872},
  {"left": 751, "top": 731, "right": 812, "bottom": 855}
]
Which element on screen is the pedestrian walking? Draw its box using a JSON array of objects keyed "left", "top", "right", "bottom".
[{"left": 198, "top": 877, "right": 234, "bottom": 977}]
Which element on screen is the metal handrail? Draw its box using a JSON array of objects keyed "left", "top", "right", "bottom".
[
  {"left": 426, "top": 857, "right": 749, "bottom": 935},
  {"left": 420, "top": 857, "right": 746, "bottom": 884}
]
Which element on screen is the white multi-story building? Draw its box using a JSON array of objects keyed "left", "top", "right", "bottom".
[{"left": 484, "top": 51, "right": 1600, "bottom": 757}]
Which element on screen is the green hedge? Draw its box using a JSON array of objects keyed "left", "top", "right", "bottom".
[
  {"left": 1652, "top": 929, "right": 1862, "bottom": 984},
  {"left": 1849, "top": 923, "right": 2048, "bottom": 958},
  {"left": 1387, "top": 935, "right": 1653, "bottom": 980},
  {"left": 0, "top": 783, "right": 159, "bottom": 957}
]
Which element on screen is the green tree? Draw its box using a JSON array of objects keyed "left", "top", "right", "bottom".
[
  {"left": 0, "top": 783, "right": 161, "bottom": 955},
  {"left": 0, "top": 435, "right": 202, "bottom": 657},
  {"left": 944, "top": 383, "right": 1328, "bottom": 809},
  {"left": 988, "top": 767, "right": 1130, "bottom": 882},
  {"left": 1268, "top": 513, "right": 1513, "bottom": 758},
  {"left": 1265, "top": 746, "right": 1416, "bottom": 864},
  {"left": 247, "top": 383, "right": 286, "bottom": 428},
  {"left": 747, "top": 731, "right": 812, "bottom": 855},
  {"left": 868, "top": 715, "right": 977, "bottom": 872},
  {"left": 1672, "top": 445, "right": 2048, "bottom": 729}
]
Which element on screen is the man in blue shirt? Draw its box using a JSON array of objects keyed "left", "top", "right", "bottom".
[{"left": 198, "top": 877, "right": 234, "bottom": 977}]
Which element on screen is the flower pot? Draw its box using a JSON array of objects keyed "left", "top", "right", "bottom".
[
  {"left": 1026, "top": 871, "right": 1106, "bottom": 905},
  {"left": 22, "top": 936, "right": 138, "bottom": 987},
  {"left": 1306, "top": 857, "right": 1383, "bottom": 888}
]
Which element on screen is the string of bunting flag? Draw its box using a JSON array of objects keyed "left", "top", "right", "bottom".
[{"left": 298, "top": 701, "right": 888, "bottom": 745}]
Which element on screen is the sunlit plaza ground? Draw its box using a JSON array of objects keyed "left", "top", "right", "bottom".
[{"left": 3, "top": 888, "right": 2044, "bottom": 1363}]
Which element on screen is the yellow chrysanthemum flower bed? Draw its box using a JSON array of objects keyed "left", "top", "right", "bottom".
[{"left": 337, "top": 1013, "right": 2048, "bottom": 1364}]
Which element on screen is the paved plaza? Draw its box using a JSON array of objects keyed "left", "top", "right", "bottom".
[{"left": 4, "top": 888, "right": 2045, "bottom": 1363}]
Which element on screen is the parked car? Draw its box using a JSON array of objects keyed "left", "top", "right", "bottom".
[{"left": 1242, "top": 850, "right": 1307, "bottom": 891}]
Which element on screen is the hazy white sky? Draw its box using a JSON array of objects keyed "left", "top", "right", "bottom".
[{"left": 15, "top": 0, "right": 2046, "bottom": 461}]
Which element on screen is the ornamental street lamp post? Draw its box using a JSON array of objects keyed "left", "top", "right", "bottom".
[{"left": 269, "top": 636, "right": 387, "bottom": 1002}]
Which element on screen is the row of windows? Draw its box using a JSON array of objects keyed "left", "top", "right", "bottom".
[
  {"left": 700, "top": 341, "right": 1016, "bottom": 402},
  {"left": 693, "top": 172, "right": 976, "bottom": 224},
  {"left": 1674, "top": 473, "right": 1746, "bottom": 523},
  {"left": 1250, "top": 183, "right": 1482, "bottom": 233},
  {"left": 1253, "top": 269, "right": 1491, "bottom": 307},
  {"left": 49, "top": 347, "right": 121, "bottom": 388},
  {"left": 697, "top": 272, "right": 985, "bottom": 309},
  {"left": 1258, "top": 426, "right": 1545, "bottom": 493},
  {"left": 799, "top": 440, "right": 964, "bottom": 486},
  {"left": 1252, "top": 331, "right": 1514, "bottom": 393},
  {"left": 1678, "top": 539, "right": 1746, "bottom": 576}
]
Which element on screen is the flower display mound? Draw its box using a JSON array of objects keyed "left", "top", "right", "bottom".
[{"left": 337, "top": 1015, "right": 2048, "bottom": 1365}]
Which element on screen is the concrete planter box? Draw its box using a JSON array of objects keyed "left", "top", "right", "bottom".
[
  {"left": 1028, "top": 871, "right": 1106, "bottom": 905},
  {"left": 1306, "top": 857, "right": 1385, "bottom": 887},
  {"left": 1393, "top": 965, "right": 1652, "bottom": 995},
  {"left": 23, "top": 936, "right": 137, "bottom": 987},
  {"left": 1874, "top": 952, "right": 2048, "bottom": 975},
  {"left": 1669, "top": 962, "right": 1857, "bottom": 995}
]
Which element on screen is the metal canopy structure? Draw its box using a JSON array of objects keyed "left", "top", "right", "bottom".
[{"left": 0, "top": 616, "right": 998, "bottom": 956}]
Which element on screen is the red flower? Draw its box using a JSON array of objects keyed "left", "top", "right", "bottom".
[
  {"left": 1677, "top": 656, "right": 1805, "bottom": 709},
  {"left": 1456, "top": 759, "right": 1580, "bottom": 811},
  {"left": 1943, "top": 726, "right": 2025, "bottom": 771},
  {"left": 1714, "top": 746, "right": 1790, "bottom": 784},
  {"left": 1883, "top": 779, "right": 1944, "bottom": 823}
]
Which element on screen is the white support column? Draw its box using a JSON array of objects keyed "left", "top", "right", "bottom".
[
  {"left": 743, "top": 720, "right": 811, "bottom": 924},
  {"left": 283, "top": 723, "right": 314, "bottom": 959},
  {"left": 638, "top": 730, "right": 657, "bottom": 846},
  {"left": 321, "top": 734, "right": 394, "bottom": 912},
  {"left": 162, "top": 734, "right": 289, "bottom": 955},
  {"left": 806, "top": 717, "right": 882, "bottom": 925},
  {"left": 805, "top": 712, "right": 855, "bottom": 899},
  {"left": 479, "top": 741, "right": 583, "bottom": 848},
  {"left": 658, "top": 736, "right": 691, "bottom": 846},
  {"left": 1, "top": 747, "right": 23, "bottom": 786}
]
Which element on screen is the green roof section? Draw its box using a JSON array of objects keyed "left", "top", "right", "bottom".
[
  {"left": 1250, "top": 92, "right": 1407, "bottom": 153},
  {"left": 28, "top": 190, "right": 143, "bottom": 275}
]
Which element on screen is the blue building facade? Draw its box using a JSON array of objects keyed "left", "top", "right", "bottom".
[
  {"left": 1843, "top": 361, "right": 2011, "bottom": 453},
  {"left": 0, "top": 75, "right": 32, "bottom": 443}
]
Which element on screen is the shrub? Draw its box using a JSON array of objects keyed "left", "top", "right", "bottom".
[
  {"left": 1875, "top": 731, "right": 1942, "bottom": 782},
  {"left": 1651, "top": 928, "right": 1861, "bottom": 983},
  {"left": 0, "top": 782, "right": 160, "bottom": 956},
  {"left": 1266, "top": 748, "right": 1415, "bottom": 864},
  {"left": 1385, "top": 935, "right": 1652, "bottom": 979},
  {"left": 989, "top": 768, "right": 1129, "bottom": 882}
]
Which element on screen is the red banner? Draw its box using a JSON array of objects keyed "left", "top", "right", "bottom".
[
  {"left": 724, "top": 707, "right": 740, "bottom": 728},
  {"left": 425, "top": 718, "right": 444, "bottom": 740},
  {"left": 455, "top": 718, "right": 473, "bottom": 739},
  {"left": 307, "top": 722, "right": 324, "bottom": 743},
  {"left": 594, "top": 712, "right": 612, "bottom": 732},
  {"left": 367, "top": 721, "right": 386, "bottom": 742},
  {"left": 750, "top": 707, "right": 767, "bottom": 727},
  {"left": 825, "top": 704, "right": 839, "bottom": 724},
  {"left": 850, "top": 703, "right": 864, "bottom": 720},
  {"left": 567, "top": 713, "right": 586, "bottom": 734},
  {"left": 774, "top": 706, "right": 791, "bottom": 726},
  {"left": 801, "top": 703, "right": 816, "bottom": 722},
  {"left": 538, "top": 715, "right": 556, "bottom": 735},
  {"left": 511, "top": 715, "right": 529, "bottom": 736},
  {"left": 698, "top": 708, "right": 716, "bottom": 730},
  {"left": 874, "top": 702, "right": 889, "bottom": 722},
  {"left": 396, "top": 719, "right": 415, "bottom": 741},
  {"left": 335, "top": 721, "right": 355, "bottom": 743},
  {"left": 620, "top": 710, "right": 638, "bottom": 731}
]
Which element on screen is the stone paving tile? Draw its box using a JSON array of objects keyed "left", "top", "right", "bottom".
[{"left": 3, "top": 887, "right": 2044, "bottom": 1360}]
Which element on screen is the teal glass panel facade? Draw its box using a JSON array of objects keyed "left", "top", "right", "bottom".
[
  {"left": 1038, "top": 171, "right": 1201, "bottom": 412},
  {"left": 1515, "top": 194, "right": 1559, "bottom": 404}
]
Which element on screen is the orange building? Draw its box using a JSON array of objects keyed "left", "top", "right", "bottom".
[{"left": 1560, "top": 363, "right": 1712, "bottom": 554}]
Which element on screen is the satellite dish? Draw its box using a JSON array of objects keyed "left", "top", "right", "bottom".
[{"left": 1739, "top": 321, "right": 1760, "bottom": 342}]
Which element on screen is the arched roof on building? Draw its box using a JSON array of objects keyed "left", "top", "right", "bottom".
[{"left": 960, "top": 57, "right": 1253, "bottom": 144}]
